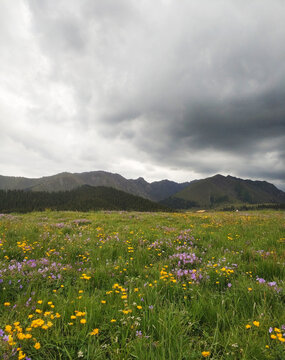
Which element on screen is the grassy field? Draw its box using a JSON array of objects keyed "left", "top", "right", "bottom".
[{"left": 0, "top": 210, "right": 284, "bottom": 360}]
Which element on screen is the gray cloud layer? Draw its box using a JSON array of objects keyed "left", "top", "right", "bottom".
[{"left": 1, "top": 0, "right": 285, "bottom": 189}]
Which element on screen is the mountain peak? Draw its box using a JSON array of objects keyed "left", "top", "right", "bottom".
[
  {"left": 163, "top": 173, "right": 285, "bottom": 208},
  {"left": 136, "top": 176, "right": 146, "bottom": 182}
]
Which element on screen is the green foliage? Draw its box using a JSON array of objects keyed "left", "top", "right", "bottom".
[
  {"left": 160, "top": 196, "right": 199, "bottom": 209},
  {"left": 0, "top": 210, "right": 284, "bottom": 359},
  {"left": 0, "top": 186, "right": 169, "bottom": 213}
]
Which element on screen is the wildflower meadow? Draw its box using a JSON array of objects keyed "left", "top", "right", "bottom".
[{"left": 0, "top": 210, "right": 284, "bottom": 359}]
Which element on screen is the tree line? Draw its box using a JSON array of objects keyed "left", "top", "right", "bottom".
[{"left": 0, "top": 186, "right": 169, "bottom": 213}]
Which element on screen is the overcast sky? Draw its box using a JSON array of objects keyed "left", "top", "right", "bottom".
[{"left": 1, "top": 0, "right": 285, "bottom": 189}]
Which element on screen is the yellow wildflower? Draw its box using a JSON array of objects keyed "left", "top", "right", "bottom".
[
  {"left": 18, "top": 350, "right": 26, "bottom": 360},
  {"left": 202, "top": 351, "right": 211, "bottom": 357},
  {"left": 5, "top": 325, "right": 12, "bottom": 333},
  {"left": 90, "top": 328, "right": 99, "bottom": 335},
  {"left": 34, "top": 342, "right": 41, "bottom": 350}
]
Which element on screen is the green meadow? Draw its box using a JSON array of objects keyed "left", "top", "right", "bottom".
[{"left": 0, "top": 210, "right": 284, "bottom": 360}]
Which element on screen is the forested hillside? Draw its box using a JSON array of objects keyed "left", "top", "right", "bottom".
[{"left": 0, "top": 186, "right": 169, "bottom": 213}]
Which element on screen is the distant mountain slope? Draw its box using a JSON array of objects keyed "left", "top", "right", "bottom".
[
  {"left": 0, "top": 171, "right": 190, "bottom": 201},
  {"left": 0, "top": 185, "right": 169, "bottom": 213},
  {"left": 147, "top": 179, "right": 190, "bottom": 201},
  {"left": 162, "top": 174, "right": 285, "bottom": 208},
  {"left": 2, "top": 172, "right": 284, "bottom": 208},
  {"left": 0, "top": 175, "right": 39, "bottom": 190}
]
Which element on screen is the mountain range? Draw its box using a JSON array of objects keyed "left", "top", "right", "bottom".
[
  {"left": 0, "top": 171, "right": 189, "bottom": 201},
  {"left": 0, "top": 171, "right": 284, "bottom": 209},
  {"left": 161, "top": 174, "right": 285, "bottom": 208}
]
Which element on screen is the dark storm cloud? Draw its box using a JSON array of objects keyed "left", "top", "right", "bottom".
[
  {"left": 1, "top": 0, "right": 285, "bottom": 189},
  {"left": 175, "top": 85, "right": 285, "bottom": 152}
]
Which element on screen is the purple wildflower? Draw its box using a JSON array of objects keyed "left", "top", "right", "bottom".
[{"left": 256, "top": 277, "right": 266, "bottom": 284}]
